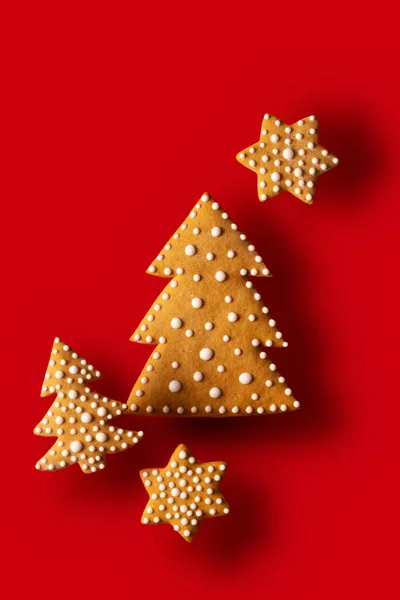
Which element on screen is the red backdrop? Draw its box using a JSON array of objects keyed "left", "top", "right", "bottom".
[{"left": 2, "top": 2, "right": 399, "bottom": 597}]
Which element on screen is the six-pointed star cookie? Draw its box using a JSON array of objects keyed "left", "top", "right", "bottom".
[
  {"left": 236, "top": 113, "right": 339, "bottom": 204},
  {"left": 140, "top": 444, "right": 230, "bottom": 542}
]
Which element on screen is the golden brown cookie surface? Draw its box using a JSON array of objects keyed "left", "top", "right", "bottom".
[
  {"left": 236, "top": 114, "right": 339, "bottom": 204},
  {"left": 34, "top": 338, "right": 143, "bottom": 473},
  {"left": 128, "top": 193, "right": 299, "bottom": 416},
  {"left": 140, "top": 444, "right": 229, "bottom": 542}
]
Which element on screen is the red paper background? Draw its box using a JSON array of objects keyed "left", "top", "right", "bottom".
[{"left": 2, "top": 2, "right": 399, "bottom": 597}]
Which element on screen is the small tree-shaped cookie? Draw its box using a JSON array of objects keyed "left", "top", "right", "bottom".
[
  {"left": 35, "top": 338, "right": 143, "bottom": 473},
  {"left": 128, "top": 193, "right": 299, "bottom": 417}
]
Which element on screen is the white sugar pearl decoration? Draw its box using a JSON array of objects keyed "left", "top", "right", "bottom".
[
  {"left": 193, "top": 371, "right": 204, "bottom": 381},
  {"left": 283, "top": 148, "right": 294, "bottom": 160},
  {"left": 95, "top": 432, "right": 108, "bottom": 443},
  {"left": 206, "top": 252, "right": 215, "bottom": 261},
  {"left": 201, "top": 193, "right": 210, "bottom": 202},
  {"left": 70, "top": 441, "right": 83, "bottom": 453},
  {"left": 294, "top": 168, "right": 303, "bottom": 177},
  {"left": 205, "top": 322, "right": 214, "bottom": 330},
  {"left": 97, "top": 407, "right": 107, "bottom": 417},
  {"left": 239, "top": 372, "right": 253, "bottom": 385},
  {"left": 54, "top": 370, "right": 64, "bottom": 379},
  {"left": 169, "top": 380, "right": 182, "bottom": 393},
  {"left": 285, "top": 388, "right": 293, "bottom": 396},
  {"left": 270, "top": 134, "right": 279, "bottom": 143},
  {"left": 81, "top": 412, "right": 92, "bottom": 423},
  {"left": 215, "top": 271, "right": 227, "bottom": 282},
  {"left": 209, "top": 387, "right": 222, "bottom": 398},
  {"left": 192, "top": 297, "right": 203, "bottom": 308},
  {"left": 211, "top": 226, "right": 222, "bottom": 237},
  {"left": 200, "top": 348, "right": 214, "bottom": 361},
  {"left": 171, "top": 317, "right": 183, "bottom": 329},
  {"left": 185, "top": 244, "right": 196, "bottom": 256},
  {"left": 271, "top": 172, "right": 281, "bottom": 182},
  {"left": 228, "top": 312, "right": 239, "bottom": 322},
  {"left": 227, "top": 250, "right": 236, "bottom": 258}
]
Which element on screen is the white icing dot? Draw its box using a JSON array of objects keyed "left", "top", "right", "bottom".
[
  {"left": 283, "top": 148, "right": 294, "bottom": 160},
  {"left": 215, "top": 271, "right": 227, "bottom": 282},
  {"left": 179, "top": 449, "right": 187, "bottom": 459},
  {"left": 211, "top": 226, "right": 222, "bottom": 237},
  {"left": 169, "top": 380, "right": 182, "bottom": 393},
  {"left": 68, "top": 390, "right": 78, "bottom": 400},
  {"left": 96, "top": 432, "right": 107, "bottom": 443},
  {"left": 172, "top": 361, "right": 179, "bottom": 369},
  {"left": 70, "top": 441, "right": 83, "bottom": 453},
  {"left": 217, "top": 365, "right": 225, "bottom": 372},
  {"left": 54, "top": 370, "right": 64, "bottom": 379},
  {"left": 201, "top": 193, "right": 210, "bottom": 202},
  {"left": 193, "top": 371, "right": 203, "bottom": 381},
  {"left": 209, "top": 387, "right": 222, "bottom": 398},
  {"left": 193, "top": 274, "right": 201, "bottom": 282},
  {"left": 225, "top": 295, "right": 233, "bottom": 303},
  {"left": 249, "top": 159, "right": 256, "bottom": 167},
  {"left": 294, "top": 167, "right": 303, "bottom": 177},
  {"left": 219, "top": 406, "right": 226, "bottom": 414},
  {"left": 171, "top": 317, "right": 183, "bottom": 329},
  {"left": 191, "top": 297, "right": 203, "bottom": 308},
  {"left": 206, "top": 252, "right": 215, "bottom": 261},
  {"left": 239, "top": 372, "right": 253, "bottom": 385},
  {"left": 205, "top": 405, "right": 212, "bottom": 413},
  {"left": 228, "top": 312, "right": 239, "bottom": 322},
  {"left": 227, "top": 250, "right": 236, "bottom": 258},
  {"left": 185, "top": 329, "right": 194, "bottom": 337},
  {"left": 200, "top": 348, "right": 214, "bottom": 361},
  {"left": 294, "top": 400, "right": 300, "bottom": 408},
  {"left": 285, "top": 388, "right": 292, "bottom": 396},
  {"left": 205, "top": 322, "right": 214, "bottom": 331},
  {"left": 270, "top": 134, "right": 279, "bottom": 143},
  {"left": 81, "top": 412, "right": 92, "bottom": 424},
  {"left": 185, "top": 244, "right": 196, "bottom": 256},
  {"left": 164, "top": 267, "right": 172, "bottom": 276}
]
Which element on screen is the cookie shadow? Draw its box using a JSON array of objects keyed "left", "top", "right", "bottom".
[{"left": 313, "top": 105, "right": 387, "bottom": 205}]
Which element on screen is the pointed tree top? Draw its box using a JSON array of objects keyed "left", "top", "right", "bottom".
[
  {"left": 41, "top": 337, "right": 101, "bottom": 397},
  {"left": 146, "top": 193, "right": 272, "bottom": 278}
]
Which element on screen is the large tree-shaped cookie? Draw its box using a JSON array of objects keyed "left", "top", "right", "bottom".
[
  {"left": 35, "top": 338, "right": 143, "bottom": 473},
  {"left": 128, "top": 193, "right": 299, "bottom": 417}
]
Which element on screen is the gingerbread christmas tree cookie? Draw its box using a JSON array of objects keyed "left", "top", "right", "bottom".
[
  {"left": 128, "top": 193, "right": 298, "bottom": 417},
  {"left": 35, "top": 338, "right": 143, "bottom": 473},
  {"left": 236, "top": 113, "right": 339, "bottom": 204},
  {"left": 140, "top": 444, "right": 229, "bottom": 542}
]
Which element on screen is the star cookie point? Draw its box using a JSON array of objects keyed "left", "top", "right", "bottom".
[
  {"left": 237, "top": 113, "right": 339, "bottom": 204},
  {"left": 140, "top": 444, "right": 230, "bottom": 542}
]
